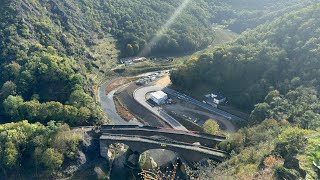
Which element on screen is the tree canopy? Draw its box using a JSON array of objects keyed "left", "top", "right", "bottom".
[
  {"left": 172, "top": 4, "right": 320, "bottom": 114},
  {"left": 0, "top": 121, "right": 82, "bottom": 178}
]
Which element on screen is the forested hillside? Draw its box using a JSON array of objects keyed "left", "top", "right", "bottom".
[
  {"left": 222, "top": 0, "right": 310, "bottom": 32},
  {"left": 0, "top": 0, "right": 110, "bottom": 126},
  {"left": 0, "top": 121, "right": 84, "bottom": 179},
  {"left": 172, "top": 4, "right": 320, "bottom": 179},
  {"left": 0, "top": 0, "right": 317, "bottom": 178},
  {"left": 172, "top": 4, "right": 320, "bottom": 112},
  {"left": 105, "top": 0, "right": 309, "bottom": 56},
  {"left": 0, "top": 0, "right": 308, "bottom": 125}
]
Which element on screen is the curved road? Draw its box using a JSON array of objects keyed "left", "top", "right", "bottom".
[
  {"left": 99, "top": 71, "right": 237, "bottom": 133},
  {"left": 99, "top": 80, "right": 141, "bottom": 125},
  {"left": 133, "top": 84, "right": 236, "bottom": 133},
  {"left": 133, "top": 86, "right": 187, "bottom": 130},
  {"left": 98, "top": 73, "right": 180, "bottom": 179},
  {"left": 98, "top": 71, "right": 169, "bottom": 125},
  {"left": 181, "top": 107, "right": 236, "bottom": 133}
]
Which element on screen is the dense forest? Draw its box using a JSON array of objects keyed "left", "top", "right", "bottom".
[
  {"left": 0, "top": 0, "right": 309, "bottom": 125},
  {"left": 104, "top": 0, "right": 309, "bottom": 56},
  {"left": 172, "top": 4, "right": 320, "bottom": 112},
  {"left": 172, "top": 4, "right": 320, "bottom": 179},
  {"left": 0, "top": 0, "right": 319, "bottom": 178},
  {"left": 0, "top": 0, "right": 109, "bottom": 126},
  {"left": 0, "top": 121, "right": 83, "bottom": 178}
]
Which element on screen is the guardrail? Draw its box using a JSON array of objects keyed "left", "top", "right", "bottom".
[{"left": 163, "top": 88, "right": 246, "bottom": 121}]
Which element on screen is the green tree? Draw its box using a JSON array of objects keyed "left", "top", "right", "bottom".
[
  {"left": 2, "top": 141, "right": 18, "bottom": 169},
  {"left": 2, "top": 62, "right": 21, "bottom": 81},
  {"left": 77, "top": 107, "right": 91, "bottom": 124},
  {"left": 126, "top": 44, "right": 134, "bottom": 56},
  {"left": 41, "top": 102, "right": 64, "bottom": 121},
  {"left": 19, "top": 100, "right": 41, "bottom": 122},
  {"left": 132, "top": 43, "right": 140, "bottom": 54},
  {"left": 203, "top": 119, "right": 220, "bottom": 135},
  {"left": 3, "top": 95, "right": 24, "bottom": 118},
  {"left": 274, "top": 128, "right": 310, "bottom": 157},
  {"left": 63, "top": 105, "right": 79, "bottom": 125},
  {"left": 68, "top": 90, "right": 93, "bottom": 108},
  {"left": 40, "top": 148, "right": 64, "bottom": 175},
  {"left": 1, "top": 81, "right": 17, "bottom": 98},
  {"left": 274, "top": 166, "right": 300, "bottom": 180},
  {"left": 265, "top": 90, "right": 281, "bottom": 104},
  {"left": 295, "top": 110, "right": 320, "bottom": 130},
  {"left": 70, "top": 73, "right": 85, "bottom": 87},
  {"left": 249, "top": 103, "right": 270, "bottom": 124}
]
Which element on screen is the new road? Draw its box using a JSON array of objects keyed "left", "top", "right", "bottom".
[
  {"left": 133, "top": 85, "right": 187, "bottom": 131},
  {"left": 99, "top": 79, "right": 142, "bottom": 125},
  {"left": 99, "top": 70, "right": 244, "bottom": 132},
  {"left": 162, "top": 88, "right": 245, "bottom": 122}
]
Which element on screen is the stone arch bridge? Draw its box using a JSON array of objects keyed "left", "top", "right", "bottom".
[{"left": 99, "top": 125, "right": 229, "bottom": 165}]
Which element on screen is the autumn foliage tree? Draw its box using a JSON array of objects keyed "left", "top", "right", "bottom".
[{"left": 203, "top": 119, "right": 220, "bottom": 135}]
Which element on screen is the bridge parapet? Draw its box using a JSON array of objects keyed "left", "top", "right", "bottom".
[
  {"left": 100, "top": 125, "right": 225, "bottom": 148},
  {"left": 101, "top": 125, "right": 226, "bottom": 139},
  {"left": 100, "top": 134, "right": 229, "bottom": 164}
]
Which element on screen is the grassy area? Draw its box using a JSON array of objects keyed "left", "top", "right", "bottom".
[
  {"left": 84, "top": 35, "right": 121, "bottom": 102},
  {"left": 125, "top": 61, "right": 177, "bottom": 75},
  {"left": 111, "top": 29, "right": 239, "bottom": 77},
  {"left": 173, "top": 28, "right": 239, "bottom": 62},
  {"left": 110, "top": 60, "right": 177, "bottom": 78},
  {"left": 87, "top": 35, "right": 120, "bottom": 81},
  {"left": 90, "top": 35, "right": 120, "bottom": 71}
]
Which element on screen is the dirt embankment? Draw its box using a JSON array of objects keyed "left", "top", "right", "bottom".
[
  {"left": 117, "top": 83, "right": 170, "bottom": 127},
  {"left": 155, "top": 74, "right": 171, "bottom": 87},
  {"left": 105, "top": 77, "right": 138, "bottom": 94},
  {"left": 113, "top": 96, "right": 136, "bottom": 122}
]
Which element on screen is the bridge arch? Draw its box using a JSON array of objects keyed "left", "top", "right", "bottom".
[
  {"left": 139, "top": 149, "right": 181, "bottom": 169},
  {"left": 105, "top": 143, "right": 130, "bottom": 160},
  {"left": 137, "top": 148, "right": 222, "bottom": 170},
  {"left": 100, "top": 134, "right": 228, "bottom": 169}
]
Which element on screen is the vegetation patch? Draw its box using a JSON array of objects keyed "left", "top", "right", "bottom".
[{"left": 114, "top": 96, "right": 136, "bottom": 122}]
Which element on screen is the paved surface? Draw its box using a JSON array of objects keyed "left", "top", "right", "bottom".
[
  {"left": 99, "top": 70, "right": 169, "bottom": 126},
  {"left": 101, "top": 125, "right": 225, "bottom": 147},
  {"left": 183, "top": 108, "right": 236, "bottom": 133},
  {"left": 163, "top": 88, "right": 245, "bottom": 122},
  {"left": 99, "top": 80, "right": 141, "bottom": 125},
  {"left": 133, "top": 84, "right": 237, "bottom": 132},
  {"left": 99, "top": 70, "right": 242, "bottom": 131},
  {"left": 133, "top": 86, "right": 187, "bottom": 130},
  {"left": 164, "top": 103, "right": 237, "bottom": 133},
  {"left": 118, "top": 83, "right": 169, "bottom": 127}
]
